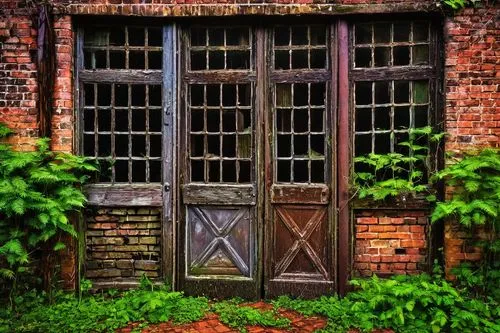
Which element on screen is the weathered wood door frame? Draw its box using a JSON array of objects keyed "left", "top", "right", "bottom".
[
  {"left": 263, "top": 23, "right": 338, "bottom": 298},
  {"left": 177, "top": 24, "right": 262, "bottom": 299}
]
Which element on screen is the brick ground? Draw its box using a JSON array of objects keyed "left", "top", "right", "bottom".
[
  {"left": 116, "top": 301, "right": 397, "bottom": 332},
  {"left": 117, "top": 302, "right": 328, "bottom": 333}
]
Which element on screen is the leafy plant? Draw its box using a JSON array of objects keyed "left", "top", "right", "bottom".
[
  {"left": 0, "top": 123, "right": 97, "bottom": 304},
  {"left": 442, "top": 0, "right": 487, "bottom": 10},
  {"left": 274, "top": 274, "right": 500, "bottom": 333},
  {"left": 352, "top": 126, "right": 443, "bottom": 202},
  {"left": 213, "top": 299, "right": 290, "bottom": 333},
  {"left": 431, "top": 148, "right": 500, "bottom": 300},
  {"left": 1, "top": 287, "right": 209, "bottom": 333}
]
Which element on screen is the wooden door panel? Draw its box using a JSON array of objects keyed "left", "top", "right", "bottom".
[
  {"left": 187, "top": 206, "right": 252, "bottom": 277},
  {"left": 273, "top": 205, "right": 329, "bottom": 281},
  {"left": 265, "top": 24, "right": 335, "bottom": 298},
  {"left": 179, "top": 25, "right": 260, "bottom": 298}
]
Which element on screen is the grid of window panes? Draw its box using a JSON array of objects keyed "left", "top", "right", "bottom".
[
  {"left": 187, "top": 26, "right": 255, "bottom": 183},
  {"left": 272, "top": 25, "right": 329, "bottom": 184},
  {"left": 83, "top": 26, "right": 163, "bottom": 70},
  {"left": 82, "top": 83, "right": 163, "bottom": 183},
  {"left": 354, "top": 80, "right": 430, "bottom": 157},
  {"left": 189, "top": 27, "right": 252, "bottom": 70},
  {"left": 354, "top": 21, "right": 430, "bottom": 68},
  {"left": 273, "top": 25, "right": 327, "bottom": 70},
  {"left": 275, "top": 83, "right": 327, "bottom": 183}
]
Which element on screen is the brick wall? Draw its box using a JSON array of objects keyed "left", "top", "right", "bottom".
[
  {"left": 443, "top": 5, "right": 499, "bottom": 276},
  {"left": 354, "top": 211, "right": 429, "bottom": 277},
  {"left": 85, "top": 207, "right": 162, "bottom": 288},
  {"left": 52, "top": 15, "right": 74, "bottom": 153},
  {"left": 0, "top": 12, "right": 38, "bottom": 151},
  {"left": 444, "top": 6, "right": 500, "bottom": 152}
]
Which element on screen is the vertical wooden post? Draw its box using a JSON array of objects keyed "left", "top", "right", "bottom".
[
  {"left": 36, "top": 4, "right": 55, "bottom": 138},
  {"left": 337, "top": 20, "right": 350, "bottom": 297},
  {"left": 162, "top": 24, "right": 176, "bottom": 288}
]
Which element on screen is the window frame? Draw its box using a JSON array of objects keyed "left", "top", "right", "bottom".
[
  {"left": 348, "top": 18, "right": 442, "bottom": 209},
  {"left": 75, "top": 21, "right": 175, "bottom": 207}
]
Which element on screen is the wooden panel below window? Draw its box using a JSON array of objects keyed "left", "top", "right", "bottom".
[
  {"left": 182, "top": 184, "right": 256, "bottom": 205},
  {"left": 85, "top": 184, "right": 163, "bottom": 206},
  {"left": 186, "top": 205, "right": 253, "bottom": 278},
  {"left": 270, "top": 184, "right": 329, "bottom": 204}
]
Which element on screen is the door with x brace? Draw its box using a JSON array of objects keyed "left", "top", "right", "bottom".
[
  {"left": 264, "top": 24, "right": 336, "bottom": 298},
  {"left": 178, "top": 24, "right": 260, "bottom": 299}
]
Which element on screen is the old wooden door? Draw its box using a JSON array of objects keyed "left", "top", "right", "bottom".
[
  {"left": 264, "top": 25, "right": 336, "bottom": 298},
  {"left": 178, "top": 25, "right": 261, "bottom": 299}
]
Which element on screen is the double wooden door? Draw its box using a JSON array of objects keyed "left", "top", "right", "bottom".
[{"left": 178, "top": 24, "right": 336, "bottom": 299}]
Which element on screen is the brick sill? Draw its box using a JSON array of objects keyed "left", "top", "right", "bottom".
[{"left": 351, "top": 194, "right": 432, "bottom": 210}]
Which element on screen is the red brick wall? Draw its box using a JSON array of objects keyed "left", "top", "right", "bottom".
[
  {"left": 444, "top": 6, "right": 500, "bottom": 152},
  {"left": 0, "top": 13, "right": 38, "bottom": 151},
  {"left": 354, "top": 211, "right": 429, "bottom": 277},
  {"left": 52, "top": 15, "right": 74, "bottom": 153},
  {"left": 443, "top": 5, "right": 499, "bottom": 276}
]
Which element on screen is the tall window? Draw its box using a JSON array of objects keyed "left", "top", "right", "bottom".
[
  {"left": 272, "top": 25, "right": 330, "bottom": 184},
  {"left": 352, "top": 21, "right": 438, "bottom": 176},
  {"left": 185, "top": 27, "right": 255, "bottom": 184},
  {"left": 79, "top": 25, "right": 163, "bottom": 183}
]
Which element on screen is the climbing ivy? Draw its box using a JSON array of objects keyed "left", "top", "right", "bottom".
[{"left": 352, "top": 126, "right": 444, "bottom": 202}]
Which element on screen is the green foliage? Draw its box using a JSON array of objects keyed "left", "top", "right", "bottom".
[
  {"left": 353, "top": 126, "right": 441, "bottom": 201},
  {"left": 0, "top": 123, "right": 97, "bottom": 301},
  {"left": 430, "top": 149, "right": 500, "bottom": 228},
  {"left": 442, "top": 0, "right": 486, "bottom": 11},
  {"left": 273, "top": 274, "right": 500, "bottom": 333},
  {"left": 213, "top": 299, "right": 290, "bottom": 333},
  {"left": 0, "top": 287, "right": 209, "bottom": 333},
  {"left": 452, "top": 262, "right": 500, "bottom": 301},
  {"left": 431, "top": 148, "right": 500, "bottom": 300}
]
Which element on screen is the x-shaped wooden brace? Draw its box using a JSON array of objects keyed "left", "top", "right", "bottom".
[
  {"left": 274, "top": 207, "right": 328, "bottom": 279},
  {"left": 190, "top": 207, "right": 249, "bottom": 276}
]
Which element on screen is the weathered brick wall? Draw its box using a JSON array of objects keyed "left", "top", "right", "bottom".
[
  {"left": 0, "top": 11, "right": 38, "bottom": 151},
  {"left": 443, "top": 5, "right": 499, "bottom": 276},
  {"left": 443, "top": 221, "right": 484, "bottom": 277},
  {"left": 85, "top": 207, "right": 162, "bottom": 287},
  {"left": 354, "top": 211, "right": 429, "bottom": 277},
  {"left": 52, "top": 15, "right": 74, "bottom": 153},
  {"left": 444, "top": 6, "right": 499, "bottom": 152}
]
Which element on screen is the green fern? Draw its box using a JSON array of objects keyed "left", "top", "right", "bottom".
[{"left": 0, "top": 123, "right": 97, "bottom": 301}]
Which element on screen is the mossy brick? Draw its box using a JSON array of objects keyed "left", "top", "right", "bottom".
[
  {"left": 86, "top": 230, "right": 104, "bottom": 236},
  {"left": 139, "top": 237, "right": 157, "bottom": 245},
  {"left": 86, "top": 269, "right": 121, "bottom": 278},
  {"left": 110, "top": 209, "right": 128, "bottom": 215},
  {"left": 91, "top": 237, "right": 124, "bottom": 245},
  {"left": 116, "top": 260, "right": 134, "bottom": 269},
  {"left": 95, "top": 215, "right": 119, "bottom": 222},
  {"left": 102, "top": 260, "right": 116, "bottom": 268},
  {"left": 134, "top": 270, "right": 159, "bottom": 278},
  {"left": 126, "top": 236, "right": 139, "bottom": 244},
  {"left": 134, "top": 260, "right": 159, "bottom": 271},
  {"left": 113, "top": 245, "right": 149, "bottom": 252}
]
